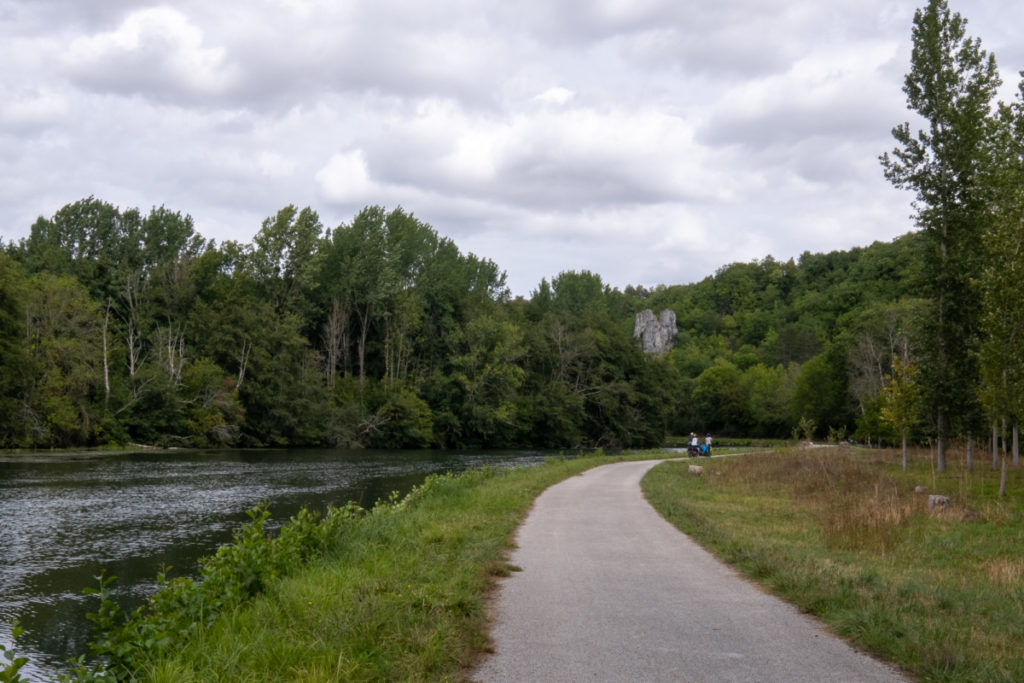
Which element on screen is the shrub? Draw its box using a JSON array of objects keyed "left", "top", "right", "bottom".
[{"left": 67, "top": 502, "right": 364, "bottom": 680}]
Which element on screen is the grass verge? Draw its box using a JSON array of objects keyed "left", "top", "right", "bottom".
[
  {"left": 642, "top": 446, "right": 1024, "bottom": 682},
  {"left": 127, "top": 451, "right": 659, "bottom": 682}
]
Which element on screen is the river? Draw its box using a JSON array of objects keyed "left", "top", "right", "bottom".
[{"left": 0, "top": 447, "right": 551, "bottom": 681}]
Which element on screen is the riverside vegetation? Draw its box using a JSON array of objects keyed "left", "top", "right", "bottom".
[
  {"left": 643, "top": 446, "right": 1024, "bottom": 682},
  {"left": 1, "top": 453, "right": 629, "bottom": 682}
]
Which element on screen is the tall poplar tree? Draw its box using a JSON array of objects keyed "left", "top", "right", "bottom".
[
  {"left": 979, "top": 75, "right": 1024, "bottom": 464},
  {"left": 880, "top": 0, "right": 1000, "bottom": 471}
]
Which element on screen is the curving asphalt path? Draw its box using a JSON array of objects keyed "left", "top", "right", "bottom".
[{"left": 473, "top": 459, "right": 908, "bottom": 682}]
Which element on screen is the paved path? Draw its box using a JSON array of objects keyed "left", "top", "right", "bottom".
[{"left": 473, "top": 459, "right": 908, "bottom": 682}]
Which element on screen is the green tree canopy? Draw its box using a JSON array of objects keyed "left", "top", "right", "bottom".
[{"left": 880, "top": 0, "right": 1001, "bottom": 469}]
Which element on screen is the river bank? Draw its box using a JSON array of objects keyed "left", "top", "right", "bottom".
[
  {"left": 3, "top": 451, "right": 632, "bottom": 681},
  {"left": 0, "top": 447, "right": 556, "bottom": 680},
  {"left": 0, "top": 444, "right": 179, "bottom": 462}
]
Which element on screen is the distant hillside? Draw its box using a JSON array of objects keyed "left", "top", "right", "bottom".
[{"left": 617, "top": 231, "right": 924, "bottom": 440}]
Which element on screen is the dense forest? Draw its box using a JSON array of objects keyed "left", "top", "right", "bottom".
[
  {"left": 1, "top": 0, "right": 1022, "bottom": 460},
  {"left": 0, "top": 199, "right": 678, "bottom": 450},
  {"left": 0, "top": 197, "right": 923, "bottom": 451}
]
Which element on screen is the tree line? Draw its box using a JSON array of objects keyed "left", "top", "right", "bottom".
[
  {"left": 1, "top": 1, "right": 1021, "bottom": 461},
  {"left": 0, "top": 195, "right": 939, "bottom": 453},
  {"left": 880, "top": 0, "right": 1024, "bottom": 471},
  {"left": 0, "top": 200, "right": 677, "bottom": 450}
]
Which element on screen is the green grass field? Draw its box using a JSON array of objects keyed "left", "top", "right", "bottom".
[{"left": 642, "top": 446, "right": 1024, "bottom": 682}]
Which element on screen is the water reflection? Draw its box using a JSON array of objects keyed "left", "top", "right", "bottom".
[{"left": 0, "top": 448, "right": 548, "bottom": 681}]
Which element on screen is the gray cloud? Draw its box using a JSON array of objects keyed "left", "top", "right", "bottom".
[
  {"left": 2, "top": 0, "right": 142, "bottom": 32},
  {"left": 1, "top": 0, "right": 1021, "bottom": 295}
]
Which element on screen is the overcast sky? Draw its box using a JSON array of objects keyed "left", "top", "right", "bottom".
[{"left": 2, "top": 1, "right": 1022, "bottom": 296}]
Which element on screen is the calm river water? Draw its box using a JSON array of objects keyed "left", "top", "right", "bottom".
[{"left": 0, "top": 448, "right": 550, "bottom": 681}]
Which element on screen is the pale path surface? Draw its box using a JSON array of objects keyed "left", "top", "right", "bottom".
[{"left": 473, "top": 459, "right": 908, "bottom": 682}]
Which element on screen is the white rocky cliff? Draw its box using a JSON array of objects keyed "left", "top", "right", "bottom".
[{"left": 633, "top": 309, "right": 677, "bottom": 355}]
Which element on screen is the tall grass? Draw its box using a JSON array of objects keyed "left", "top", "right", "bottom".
[{"left": 642, "top": 446, "right": 1024, "bottom": 682}]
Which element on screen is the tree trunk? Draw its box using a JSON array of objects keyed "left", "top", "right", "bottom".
[
  {"left": 237, "top": 339, "right": 251, "bottom": 388},
  {"left": 992, "top": 420, "right": 1000, "bottom": 470},
  {"left": 323, "top": 298, "right": 347, "bottom": 390},
  {"left": 126, "top": 320, "right": 140, "bottom": 377},
  {"left": 102, "top": 299, "right": 111, "bottom": 409},
  {"left": 966, "top": 433, "right": 973, "bottom": 473},
  {"left": 356, "top": 303, "right": 371, "bottom": 388},
  {"left": 1000, "top": 453, "right": 1008, "bottom": 497},
  {"left": 901, "top": 429, "right": 908, "bottom": 472},
  {"left": 122, "top": 272, "right": 143, "bottom": 378},
  {"left": 161, "top": 325, "right": 185, "bottom": 385}
]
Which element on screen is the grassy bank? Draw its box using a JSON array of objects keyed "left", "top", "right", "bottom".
[
  {"left": 642, "top": 446, "right": 1024, "bottom": 682},
  {"left": 112, "top": 452, "right": 656, "bottom": 682}
]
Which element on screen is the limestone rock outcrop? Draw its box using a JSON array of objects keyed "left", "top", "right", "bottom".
[{"left": 634, "top": 309, "right": 677, "bottom": 355}]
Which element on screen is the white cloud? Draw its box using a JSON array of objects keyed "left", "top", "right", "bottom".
[
  {"left": 535, "top": 87, "right": 575, "bottom": 106},
  {"left": 315, "top": 150, "right": 379, "bottom": 204},
  {"left": 62, "top": 7, "right": 236, "bottom": 99},
  {"left": 257, "top": 151, "right": 296, "bottom": 178}
]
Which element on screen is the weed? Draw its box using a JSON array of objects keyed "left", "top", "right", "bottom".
[
  {"left": 61, "top": 502, "right": 365, "bottom": 680},
  {"left": 984, "top": 557, "right": 1023, "bottom": 587}
]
